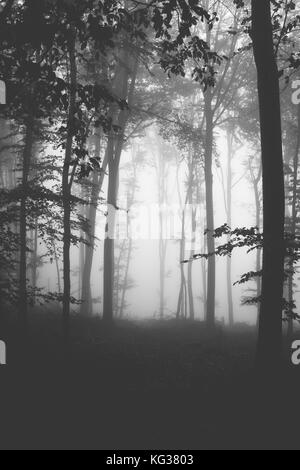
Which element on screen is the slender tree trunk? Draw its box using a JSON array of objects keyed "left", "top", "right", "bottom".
[
  {"left": 119, "top": 170, "right": 136, "bottom": 319},
  {"left": 80, "top": 138, "right": 108, "bottom": 316},
  {"left": 176, "top": 228, "right": 186, "bottom": 320},
  {"left": 103, "top": 148, "right": 119, "bottom": 324},
  {"left": 119, "top": 238, "right": 132, "bottom": 319},
  {"left": 226, "top": 130, "right": 234, "bottom": 326},
  {"left": 176, "top": 166, "right": 185, "bottom": 319},
  {"left": 62, "top": 30, "right": 77, "bottom": 342},
  {"left": 204, "top": 90, "right": 216, "bottom": 327},
  {"left": 187, "top": 206, "right": 196, "bottom": 321},
  {"left": 52, "top": 237, "right": 62, "bottom": 296},
  {"left": 202, "top": 253, "right": 207, "bottom": 319},
  {"left": 80, "top": 57, "right": 112, "bottom": 315},
  {"left": 255, "top": 193, "right": 262, "bottom": 325},
  {"left": 115, "top": 238, "right": 127, "bottom": 317},
  {"left": 31, "top": 217, "right": 38, "bottom": 304},
  {"left": 19, "top": 115, "right": 34, "bottom": 330},
  {"left": 79, "top": 233, "right": 85, "bottom": 298},
  {"left": 156, "top": 141, "right": 168, "bottom": 320},
  {"left": 159, "top": 210, "right": 167, "bottom": 319},
  {"left": 187, "top": 165, "right": 195, "bottom": 321},
  {"left": 183, "top": 275, "right": 188, "bottom": 319},
  {"left": 252, "top": 0, "right": 285, "bottom": 369},
  {"left": 78, "top": 185, "right": 86, "bottom": 300},
  {"left": 250, "top": 160, "right": 262, "bottom": 325},
  {"left": 103, "top": 55, "right": 138, "bottom": 324},
  {"left": 198, "top": 184, "right": 207, "bottom": 320}
]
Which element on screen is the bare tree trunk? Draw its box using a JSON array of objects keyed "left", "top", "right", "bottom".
[
  {"left": 187, "top": 164, "right": 195, "bottom": 321},
  {"left": 52, "top": 237, "right": 62, "bottom": 296},
  {"left": 103, "top": 145, "right": 119, "bottom": 324},
  {"left": 80, "top": 137, "right": 108, "bottom": 316},
  {"left": 249, "top": 158, "right": 262, "bottom": 325},
  {"left": 176, "top": 232, "right": 186, "bottom": 320},
  {"left": 204, "top": 90, "right": 216, "bottom": 328},
  {"left": 226, "top": 130, "right": 234, "bottom": 326},
  {"left": 119, "top": 238, "right": 132, "bottom": 319},
  {"left": 115, "top": 238, "right": 127, "bottom": 317},
  {"left": 103, "top": 55, "right": 138, "bottom": 325},
  {"left": 31, "top": 216, "right": 38, "bottom": 304},
  {"left": 78, "top": 184, "right": 86, "bottom": 301},
  {"left": 187, "top": 209, "right": 195, "bottom": 321},
  {"left": 62, "top": 29, "right": 77, "bottom": 342},
  {"left": 252, "top": 0, "right": 285, "bottom": 370},
  {"left": 78, "top": 232, "right": 85, "bottom": 298},
  {"left": 198, "top": 183, "right": 207, "bottom": 320},
  {"left": 159, "top": 210, "right": 167, "bottom": 319},
  {"left": 176, "top": 166, "right": 185, "bottom": 319},
  {"left": 19, "top": 114, "right": 34, "bottom": 330},
  {"left": 119, "top": 165, "right": 137, "bottom": 319}
]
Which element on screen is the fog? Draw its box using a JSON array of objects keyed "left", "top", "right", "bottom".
[
  {"left": 36, "top": 125, "right": 259, "bottom": 325},
  {"left": 2, "top": 0, "right": 300, "bottom": 451}
]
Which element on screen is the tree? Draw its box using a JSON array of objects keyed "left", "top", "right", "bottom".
[
  {"left": 225, "top": 128, "right": 234, "bottom": 326},
  {"left": 248, "top": 156, "right": 262, "bottom": 323},
  {"left": 62, "top": 26, "right": 77, "bottom": 342},
  {"left": 103, "top": 47, "right": 139, "bottom": 325},
  {"left": 251, "top": 0, "right": 285, "bottom": 369},
  {"left": 19, "top": 114, "right": 35, "bottom": 330},
  {"left": 200, "top": 1, "right": 243, "bottom": 327}
]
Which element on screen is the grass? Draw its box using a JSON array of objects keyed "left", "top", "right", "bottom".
[{"left": 0, "top": 310, "right": 300, "bottom": 449}]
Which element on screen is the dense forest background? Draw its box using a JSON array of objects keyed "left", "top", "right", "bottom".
[{"left": 1, "top": 0, "right": 300, "bottom": 450}]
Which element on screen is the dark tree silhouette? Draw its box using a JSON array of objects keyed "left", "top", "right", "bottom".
[{"left": 251, "top": 0, "right": 285, "bottom": 370}]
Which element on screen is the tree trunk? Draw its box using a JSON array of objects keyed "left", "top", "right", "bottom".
[
  {"left": 80, "top": 137, "right": 108, "bottom": 316},
  {"left": 250, "top": 159, "right": 262, "bottom": 325},
  {"left": 103, "top": 55, "right": 138, "bottom": 325},
  {"left": 78, "top": 184, "right": 86, "bottom": 301},
  {"left": 78, "top": 230, "right": 85, "bottom": 298},
  {"left": 252, "top": 0, "right": 285, "bottom": 369},
  {"left": 187, "top": 207, "right": 196, "bottom": 321},
  {"left": 62, "top": 29, "right": 77, "bottom": 342},
  {"left": 52, "top": 237, "right": 62, "bottom": 296},
  {"left": 119, "top": 166, "right": 137, "bottom": 319},
  {"left": 176, "top": 225, "right": 186, "bottom": 320},
  {"left": 19, "top": 115, "right": 34, "bottom": 330},
  {"left": 187, "top": 163, "right": 195, "bottom": 321},
  {"left": 103, "top": 143, "right": 119, "bottom": 324},
  {"left": 198, "top": 184, "right": 207, "bottom": 320},
  {"left": 158, "top": 180, "right": 168, "bottom": 319},
  {"left": 176, "top": 166, "right": 185, "bottom": 319},
  {"left": 31, "top": 216, "right": 38, "bottom": 304},
  {"left": 226, "top": 130, "right": 234, "bottom": 326},
  {"left": 119, "top": 238, "right": 132, "bottom": 319},
  {"left": 204, "top": 90, "right": 216, "bottom": 327},
  {"left": 115, "top": 238, "right": 127, "bottom": 317}
]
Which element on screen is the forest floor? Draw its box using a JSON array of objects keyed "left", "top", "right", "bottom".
[{"left": 1, "top": 313, "right": 300, "bottom": 449}]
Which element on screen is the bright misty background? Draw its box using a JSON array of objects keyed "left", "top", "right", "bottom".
[{"left": 41, "top": 126, "right": 261, "bottom": 325}]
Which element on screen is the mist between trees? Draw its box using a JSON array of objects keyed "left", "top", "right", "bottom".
[
  {"left": 104, "top": 203, "right": 210, "bottom": 244},
  {"left": 0, "top": 0, "right": 300, "bottom": 377}
]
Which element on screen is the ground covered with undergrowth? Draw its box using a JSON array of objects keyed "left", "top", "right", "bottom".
[{"left": 1, "top": 313, "right": 300, "bottom": 450}]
